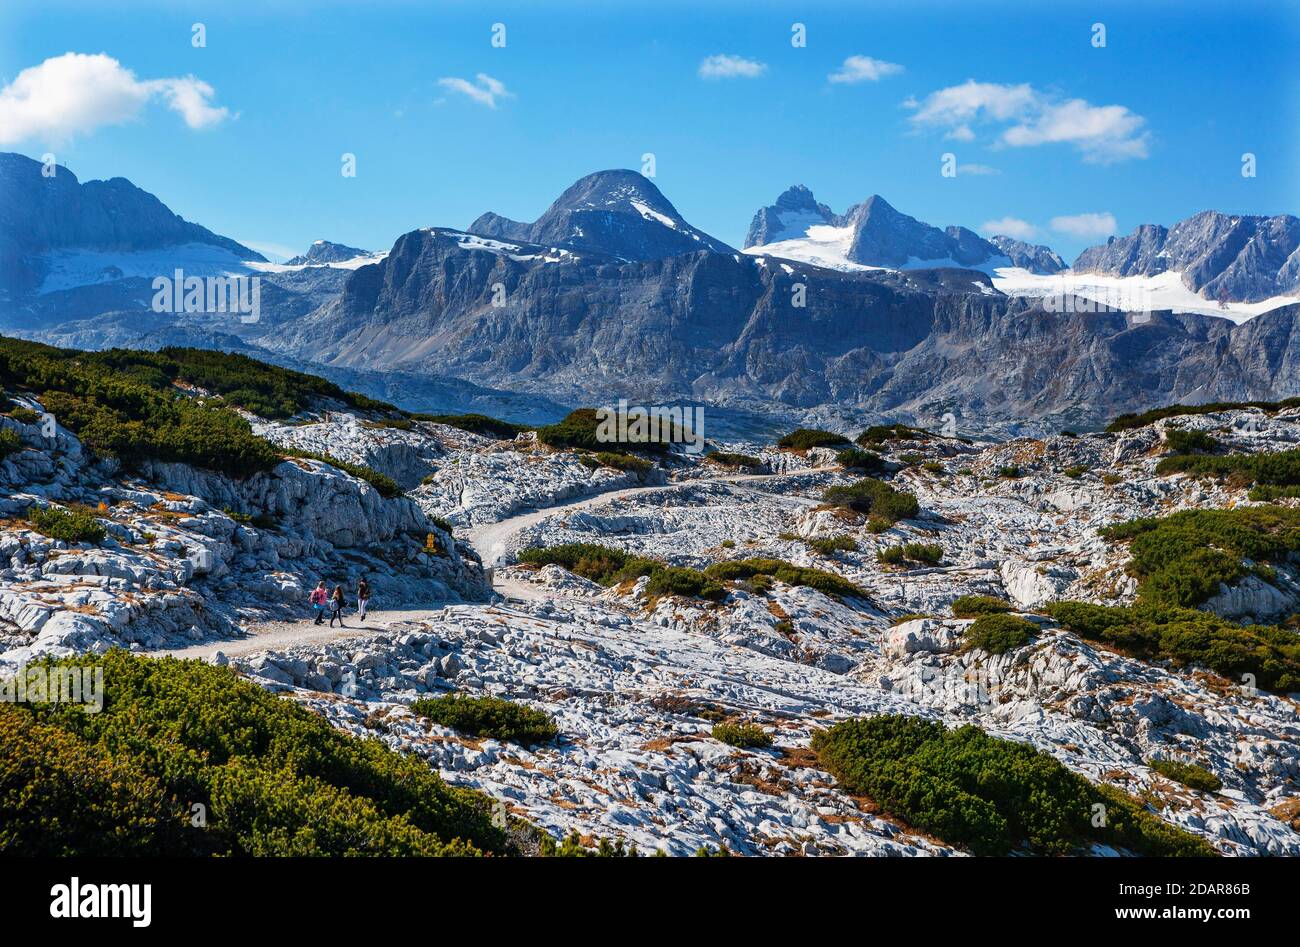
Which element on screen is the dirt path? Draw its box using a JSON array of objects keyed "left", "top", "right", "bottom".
[
  {"left": 165, "top": 465, "right": 832, "bottom": 659},
  {"left": 161, "top": 607, "right": 448, "bottom": 660},
  {"left": 467, "top": 467, "right": 829, "bottom": 601}
]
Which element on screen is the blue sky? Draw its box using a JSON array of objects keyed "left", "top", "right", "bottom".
[{"left": 1, "top": 0, "right": 1295, "bottom": 262}]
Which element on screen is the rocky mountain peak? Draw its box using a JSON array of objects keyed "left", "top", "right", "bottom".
[
  {"left": 285, "top": 240, "right": 372, "bottom": 266},
  {"left": 468, "top": 168, "right": 733, "bottom": 261}
]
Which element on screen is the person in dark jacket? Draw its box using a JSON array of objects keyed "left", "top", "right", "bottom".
[
  {"left": 329, "top": 585, "right": 346, "bottom": 627},
  {"left": 357, "top": 578, "right": 371, "bottom": 621}
]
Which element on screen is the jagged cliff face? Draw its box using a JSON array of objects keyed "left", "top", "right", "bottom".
[{"left": 1073, "top": 210, "right": 1300, "bottom": 302}]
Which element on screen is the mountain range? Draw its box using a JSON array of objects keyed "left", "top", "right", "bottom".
[{"left": 2, "top": 151, "right": 1299, "bottom": 436}]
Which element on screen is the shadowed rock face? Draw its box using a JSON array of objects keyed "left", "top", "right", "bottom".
[
  {"left": 468, "top": 169, "right": 734, "bottom": 261},
  {"left": 1073, "top": 210, "right": 1300, "bottom": 302}
]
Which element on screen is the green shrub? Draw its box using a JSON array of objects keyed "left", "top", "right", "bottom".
[
  {"left": 966, "top": 613, "right": 1036, "bottom": 654},
  {"left": 26, "top": 506, "right": 105, "bottom": 543},
  {"left": 1063, "top": 464, "right": 1089, "bottom": 479},
  {"left": 922, "top": 461, "right": 945, "bottom": 474},
  {"left": 645, "top": 567, "right": 726, "bottom": 602},
  {"left": 1148, "top": 759, "right": 1222, "bottom": 793},
  {"left": 812, "top": 715, "right": 1216, "bottom": 856},
  {"left": 1156, "top": 449, "right": 1300, "bottom": 490},
  {"left": 704, "top": 557, "right": 870, "bottom": 601},
  {"left": 821, "top": 478, "right": 919, "bottom": 522},
  {"left": 87, "top": 346, "right": 393, "bottom": 419},
  {"left": 865, "top": 515, "right": 892, "bottom": 534},
  {"left": 876, "top": 545, "right": 905, "bottom": 566},
  {"left": 706, "top": 451, "right": 762, "bottom": 469},
  {"left": 1100, "top": 505, "right": 1300, "bottom": 608},
  {"left": 855, "top": 423, "right": 931, "bottom": 446},
  {"left": 7, "top": 406, "right": 40, "bottom": 424},
  {"left": 712, "top": 721, "right": 773, "bottom": 749},
  {"left": 0, "top": 702, "right": 186, "bottom": 856},
  {"left": 592, "top": 451, "right": 653, "bottom": 475},
  {"left": 0, "top": 427, "right": 22, "bottom": 460},
  {"left": 413, "top": 413, "right": 529, "bottom": 439},
  {"left": 835, "top": 447, "right": 885, "bottom": 472},
  {"left": 0, "top": 339, "right": 295, "bottom": 477},
  {"left": 1043, "top": 599, "right": 1300, "bottom": 693},
  {"left": 998, "top": 465, "right": 1023, "bottom": 479},
  {"left": 877, "top": 542, "right": 944, "bottom": 566},
  {"left": 361, "top": 418, "right": 414, "bottom": 431},
  {"left": 539, "top": 831, "right": 639, "bottom": 857},
  {"left": 903, "top": 542, "right": 943, "bottom": 564},
  {"left": 537, "top": 408, "right": 679, "bottom": 455},
  {"left": 1248, "top": 484, "right": 1300, "bottom": 502},
  {"left": 951, "top": 595, "right": 1014, "bottom": 618},
  {"left": 411, "top": 694, "right": 558, "bottom": 745},
  {"left": 777, "top": 428, "right": 849, "bottom": 450},
  {"left": 1108, "top": 399, "right": 1300, "bottom": 432},
  {"left": 1, "top": 652, "right": 508, "bottom": 855},
  {"left": 1164, "top": 429, "right": 1220, "bottom": 455},
  {"left": 808, "top": 534, "right": 857, "bottom": 555},
  {"left": 283, "top": 449, "right": 401, "bottom": 498},
  {"left": 518, "top": 543, "right": 623, "bottom": 582}
]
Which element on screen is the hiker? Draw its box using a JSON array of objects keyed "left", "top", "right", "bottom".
[
  {"left": 357, "top": 578, "right": 371, "bottom": 621},
  {"left": 310, "top": 580, "right": 328, "bottom": 625},
  {"left": 329, "top": 585, "right": 346, "bottom": 627}
]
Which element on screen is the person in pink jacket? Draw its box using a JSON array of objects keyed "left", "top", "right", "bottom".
[{"left": 310, "top": 580, "right": 328, "bottom": 625}]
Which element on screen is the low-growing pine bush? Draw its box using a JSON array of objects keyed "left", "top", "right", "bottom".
[
  {"left": 811, "top": 715, "right": 1215, "bottom": 857},
  {"left": 835, "top": 447, "right": 885, "bottom": 472},
  {"left": 411, "top": 694, "right": 558, "bottom": 745},
  {"left": 0, "top": 427, "right": 23, "bottom": 460},
  {"left": 777, "top": 428, "right": 849, "bottom": 450},
  {"left": 950, "top": 595, "right": 1013, "bottom": 618},
  {"left": 712, "top": 720, "right": 773, "bottom": 749},
  {"left": 965, "top": 613, "right": 1036, "bottom": 655},
  {"left": 26, "top": 506, "right": 106, "bottom": 544},
  {"left": 821, "top": 478, "right": 919, "bottom": 522},
  {"left": 808, "top": 534, "right": 857, "bottom": 555},
  {"left": 1, "top": 652, "right": 509, "bottom": 855},
  {"left": 1148, "top": 758, "right": 1222, "bottom": 793}
]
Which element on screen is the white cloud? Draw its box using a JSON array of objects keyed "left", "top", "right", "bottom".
[
  {"left": 906, "top": 79, "right": 1149, "bottom": 163},
  {"left": 959, "top": 163, "right": 1000, "bottom": 176},
  {"left": 980, "top": 217, "right": 1039, "bottom": 240},
  {"left": 0, "top": 52, "right": 231, "bottom": 145},
  {"left": 1050, "top": 212, "right": 1117, "bottom": 238},
  {"left": 698, "top": 54, "right": 767, "bottom": 80},
  {"left": 437, "top": 73, "right": 514, "bottom": 108},
  {"left": 828, "top": 55, "right": 903, "bottom": 84},
  {"left": 1003, "top": 98, "right": 1149, "bottom": 163}
]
